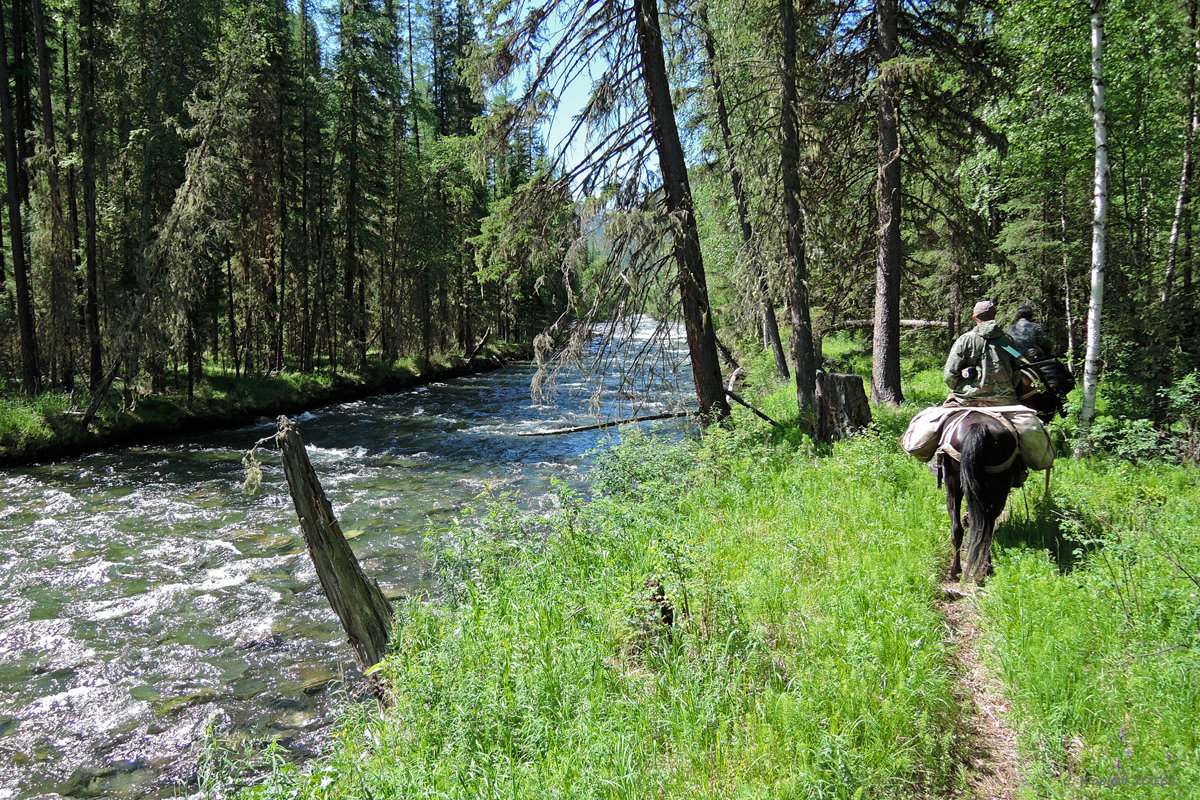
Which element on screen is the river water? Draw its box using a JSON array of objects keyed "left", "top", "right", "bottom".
[{"left": 0, "top": 322, "right": 692, "bottom": 798}]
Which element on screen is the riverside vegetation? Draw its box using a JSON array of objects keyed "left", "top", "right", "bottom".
[
  {"left": 0, "top": 343, "right": 524, "bottom": 464},
  {"left": 202, "top": 341, "right": 1200, "bottom": 799}
]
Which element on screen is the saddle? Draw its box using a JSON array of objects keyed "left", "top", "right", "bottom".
[
  {"left": 900, "top": 404, "right": 1055, "bottom": 471},
  {"left": 934, "top": 409, "right": 1021, "bottom": 473}
]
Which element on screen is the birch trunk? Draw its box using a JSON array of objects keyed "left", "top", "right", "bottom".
[
  {"left": 1164, "top": 0, "right": 1199, "bottom": 308},
  {"left": 1078, "top": 0, "right": 1108, "bottom": 452}
]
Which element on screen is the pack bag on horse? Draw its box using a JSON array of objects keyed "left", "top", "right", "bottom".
[
  {"left": 1006, "top": 304, "right": 1075, "bottom": 422},
  {"left": 899, "top": 299, "right": 1059, "bottom": 584}
]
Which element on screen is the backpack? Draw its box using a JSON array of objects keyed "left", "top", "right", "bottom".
[
  {"left": 999, "top": 343, "right": 1074, "bottom": 419},
  {"left": 1025, "top": 357, "right": 1076, "bottom": 397}
]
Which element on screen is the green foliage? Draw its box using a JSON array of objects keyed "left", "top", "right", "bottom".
[
  {"left": 1161, "top": 371, "right": 1200, "bottom": 462},
  {"left": 0, "top": 394, "right": 69, "bottom": 453},
  {"left": 0, "top": 349, "right": 523, "bottom": 463},
  {"left": 239, "top": 418, "right": 967, "bottom": 799},
  {"left": 981, "top": 459, "right": 1200, "bottom": 797}
]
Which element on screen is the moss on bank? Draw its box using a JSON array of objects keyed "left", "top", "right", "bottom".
[{"left": 0, "top": 342, "right": 527, "bottom": 465}]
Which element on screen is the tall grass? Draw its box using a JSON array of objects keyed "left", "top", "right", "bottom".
[
  {"left": 234, "top": 397, "right": 969, "bottom": 799},
  {"left": 219, "top": 352, "right": 1200, "bottom": 799},
  {"left": 979, "top": 459, "right": 1200, "bottom": 797}
]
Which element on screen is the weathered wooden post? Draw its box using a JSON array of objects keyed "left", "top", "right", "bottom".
[{"left": 274, "top": 415, "right": 393, "bottom": 670}]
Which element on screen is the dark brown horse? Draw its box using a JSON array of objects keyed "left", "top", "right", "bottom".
[{"left": 938, "top": 411, "right": 1024, "bottom": 584}]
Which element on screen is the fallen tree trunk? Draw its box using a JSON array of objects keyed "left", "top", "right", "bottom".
[
  {"left": 465, "top": 327, "right": 492, "bottom": 366},
  {"left": 725, "top": 389, "right": 781, "bottom": 428},
  {"left": 516, "top": 411, "right": 690, "bottom": 437},
  {"left": 275, "top": 415, "right": 393, "bottom": 671},
  {"left": 824, "top": 318, "right": 949, "bottom": 332}
]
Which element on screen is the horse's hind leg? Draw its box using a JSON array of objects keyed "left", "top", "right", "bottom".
[{"left": 946, "top": 468, "right": 965, "bottom": 580}]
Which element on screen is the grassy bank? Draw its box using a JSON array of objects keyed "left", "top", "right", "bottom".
[
  {"left": 0, "top": 343, "right": 526, "bottom": 465},
  {"left": 223, "top": 386, "right": 972, "bottom": 799},
  {"left": 979, "top": 459, "right": 1200, "bottom": 797},
  {"left": 203, "top": 340, "right": 1199, "bottom": 799}
]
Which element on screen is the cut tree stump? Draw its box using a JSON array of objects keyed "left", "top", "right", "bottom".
[
  {"left": 815, "top": 372, "right": 872, "bottom": 442},
  {"left": 275, "top": 415, "right": 393, "bottom": 671}
]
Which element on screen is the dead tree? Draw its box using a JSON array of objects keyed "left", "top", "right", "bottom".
[
  {"left": 274, "top": 415, "right": 393, "bottom": 670},
  {"left": 815, "top": 372, "right": 872, "bottom": 443}
]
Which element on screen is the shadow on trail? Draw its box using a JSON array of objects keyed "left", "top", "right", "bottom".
[{"left": 997, "top": 492, "right": 1098, "bottom": 573}]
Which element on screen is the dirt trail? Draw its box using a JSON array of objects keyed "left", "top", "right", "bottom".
[{"left": 938, "top": 582, "right": 1022, "bottom": 800}]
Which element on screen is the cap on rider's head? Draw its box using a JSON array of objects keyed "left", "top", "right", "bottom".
[
  {"left": 1016, "top": 304, "right": 1033, "bottom": 319},
  {"left": 972, "top": 299, "right": 997, "bottom": 320}
]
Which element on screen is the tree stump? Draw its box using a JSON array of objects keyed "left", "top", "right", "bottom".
[
  {"left": 275, "top": 416, "right": 393, "bottom": 670},
  {"left": 815, "top": 372, "right": 872, "bottom": 443}
]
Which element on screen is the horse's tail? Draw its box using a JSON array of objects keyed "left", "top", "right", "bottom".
[{"left": 960, "top": 423, "right": 1001, "bottom": 580}]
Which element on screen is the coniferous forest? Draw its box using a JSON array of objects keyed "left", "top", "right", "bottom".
[
  {"left": 1, "top": 0, "right": 1199, "bottom": 449},
  {"left": 5, "top": 2, "right": 1200, "bottom": 798}
]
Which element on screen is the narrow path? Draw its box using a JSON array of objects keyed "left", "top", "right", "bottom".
[{"left": 938, "top": 582, "right": 1022, "bottom": 799}]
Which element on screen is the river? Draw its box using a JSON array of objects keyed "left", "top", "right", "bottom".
[{"left": 0, "top": 321, "right": 693, "bottom": 798}]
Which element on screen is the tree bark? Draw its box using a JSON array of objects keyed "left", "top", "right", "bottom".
[
  {"left": 632, "top": 0, "right": 729, "bottom": 423},
  {"left": 31, "top": 0, "right": 76, "bottom": 389},
  {"left": 780, "top": 0, "right": 817, "bottom": 421},
  {"left": 872, "top": 0, "right": 903, "bottom": 406},
  {"left": 80, "top": 0, "right": 103, "bottom": 389},
  {"left": 825, "top": 318, "right": 948, "bottom": 332},
  {"left": 518, "top": 411, "right": 691, "bottom": 437},
  {"left": 275, "top": 416, "right": 394, "bottom": 670},
  {"left": 0, "top": 7, "right": 40, "bottom": 393},
  {"left": 62, "top": 24, "right": 85, "bottom": 389},
  {"left": 1164, "top": 0, "right": 1199, "bottom": 309},
  {"left": 1060, "top": 186, "right": 1077, "bottom": 368},
  {"left": 1078, "top": 0, "right": 1108, "bottom": 452},
  {"left": 699, "top": 5, "right": 789, "bottom": 381},
  {"left": 815, "top": 372, "right": 872, "bottom": 443}
]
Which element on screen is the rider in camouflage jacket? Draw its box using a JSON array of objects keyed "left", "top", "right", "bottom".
[
  {"left": 1006, "top": 305, "right": 1053, "bottom": 360},
  {"left": 944, "top": 300, "right": 1022, "bottom": 406}
]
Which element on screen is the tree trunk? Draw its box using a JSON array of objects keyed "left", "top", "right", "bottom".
[
  {"left": 780, "top": 0, "right": 817, "bottom": 420},
  {"left": 81, "top": 0, "right": 103, "bottom": 389},
  {"left": 1060, "top": 186, "right": 1077, "bottom": 368},
  {"left": 699, "top": 5, "right": 788, "bottom": 381},
  {"left": 31, "top": 0, "right": 76, "bottom": 390},
  {"left": 1164, "top": 0, "right": 1198, "bottom": 309},
  {"left": 0, "top": 8, "right": 40, "bottom": 393},
  {"left": 1078, "top": 0, "right": 1108, "bottom": 452},
  {"left": 62, "top": 24, "right": 87, "bottom": 390},
  {"left": 872, "top": 0, "right": 903, "bottom": 405},
  {"left": 275, "top": 416, "right": 394, "bottom": 670},
  {"left": 815, "top": 372, "right": 872, "bottom": 443},
  {"left": 632, "top": 0, "right": 729, "bottom": 423}
]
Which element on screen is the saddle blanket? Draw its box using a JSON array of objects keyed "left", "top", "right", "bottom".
[{"left": 900, "top": 404, "right": 1055, "bottom": 470}]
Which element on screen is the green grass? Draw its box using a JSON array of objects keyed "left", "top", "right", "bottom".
[
  {"left": 0, "top": 343, "right": 526, "bottom": 463},
  {"left": 227, "top": 390, "right": 970, "bottom": 799},
  {"left": 979, "top": 458, "right": 1200, "bottom": 798},
  {"left": 199, "top": 352, "right": 1198, "bottom": 800}
]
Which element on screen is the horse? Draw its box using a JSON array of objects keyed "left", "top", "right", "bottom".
[{"left": 937, "top": 410, "right": 1025, "bottom": 584}]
